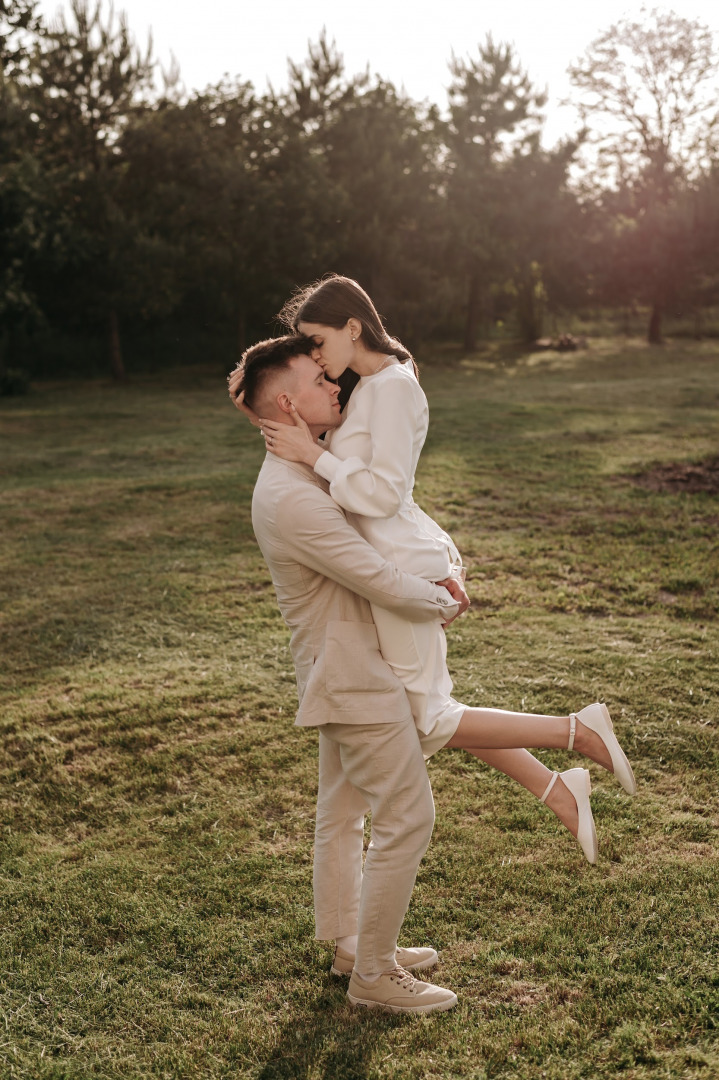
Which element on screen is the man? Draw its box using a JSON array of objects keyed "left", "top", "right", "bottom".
[{"left": 229, "top": 335, "right": 468, "bottom": 1014}]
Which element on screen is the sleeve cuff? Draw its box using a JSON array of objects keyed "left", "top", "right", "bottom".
[
  {"left": 436, "top": 587, "right": 459, "bottom": 618},
  {"left": 314, "top": 450, "right": 341, "bottom": 483}
]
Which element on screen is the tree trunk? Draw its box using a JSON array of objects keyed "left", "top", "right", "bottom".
[
  {"left": 463, "top": 271, "right": 481, "bottom": 352},
  {"left": 238, "top": 307, "right": 246, "bottom": 359},
  {"left": 108, "top": 309, "right": 126, "bottom": 380},
  {"left": 647, "top": 302, "right": 663, "bottom": 344},
  {"left": 516, "top": 267, "right": 545, "bottom": 342},
  {"left": 482, "top": 291, "right": 495, "bottom": 340}
]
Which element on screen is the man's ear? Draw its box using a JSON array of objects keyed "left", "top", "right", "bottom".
[{"left": 276, "top": 391, "right": 293, "bottom": 415}]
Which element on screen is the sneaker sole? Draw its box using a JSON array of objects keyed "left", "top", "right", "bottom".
[{"left": 346, "top": 991, "right": 457, "bottom": 1015}]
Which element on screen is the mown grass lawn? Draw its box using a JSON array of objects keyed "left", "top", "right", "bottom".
[{"left": 1, "top": 339, "right": 718, "bottom": 1079}]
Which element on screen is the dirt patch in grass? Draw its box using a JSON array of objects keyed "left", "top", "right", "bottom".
[{"left": 632, "top": 455, "right": 719, "bottom": 494}]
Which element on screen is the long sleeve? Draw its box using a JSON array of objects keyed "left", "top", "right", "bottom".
[
  {"left": 274, "top": 486, "right": 457, "bottom": 623},
  {"left": 313, "top": 373, "right": 427, "bottom": 518}
]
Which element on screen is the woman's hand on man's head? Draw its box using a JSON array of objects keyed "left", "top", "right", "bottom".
[
  {"left": 227, "top": 367, "right": 262, "bottom": 427},
  {"left": 259, "top": 406, "right": 324, "bottom": 468}
]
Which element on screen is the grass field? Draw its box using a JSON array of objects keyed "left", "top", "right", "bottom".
[{"left": 1, "top": 338, "right": 718, "bottom": 1080}]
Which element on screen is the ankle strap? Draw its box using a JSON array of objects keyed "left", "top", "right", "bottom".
[
  {"left": 568, "top": 713, "right": 577, "bottom": 751},
  {"left": 540, "top": 771, "right": 559, "bottom": 803}
]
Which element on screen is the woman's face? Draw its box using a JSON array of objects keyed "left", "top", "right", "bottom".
[{"left": 298, "top": 321, "right": 355, "bottom": 380}]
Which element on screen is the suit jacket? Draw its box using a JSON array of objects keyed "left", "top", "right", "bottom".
[{"left": 251, "top": 455, "right": 458, "bottom": 727}]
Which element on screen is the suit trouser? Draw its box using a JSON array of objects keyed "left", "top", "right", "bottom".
[{"left": 313, "top": 716, "right": 435, "bottom": 975}]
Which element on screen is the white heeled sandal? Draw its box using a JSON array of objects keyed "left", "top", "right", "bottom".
[
  {"left": 541, "top": 767, "right": 598, "bottom": 864},
  {"left": 568, "top": 703, "right": 637, "bottom": 795}
]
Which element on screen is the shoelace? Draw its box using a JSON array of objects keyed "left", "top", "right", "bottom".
[{"left": 387, "top": 966, "right": 417, "bottom": 991}]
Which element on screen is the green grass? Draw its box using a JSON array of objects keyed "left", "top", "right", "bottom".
[{"left": 1, "top": 339, "right": 718, "bottom": 1079}]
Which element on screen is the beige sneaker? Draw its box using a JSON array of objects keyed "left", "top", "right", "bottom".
[
  {"left": 347, "top": 966, "right": 457, "bottom": 1014},
  {"left": 331, "top": 945, "right": 438, "bottom": 977}
]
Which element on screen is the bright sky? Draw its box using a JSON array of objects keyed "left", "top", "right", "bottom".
[{"left": 38, "top": 0, "right": 719, "bottom": 145}]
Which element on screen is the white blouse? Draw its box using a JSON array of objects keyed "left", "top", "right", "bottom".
[{"left": 313, "top": 359, "right": 461, "bottom": 581}]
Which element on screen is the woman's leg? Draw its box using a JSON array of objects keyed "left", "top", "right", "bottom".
[
  {"left": 370, "top": 604, "right": 614, "bottom": 838},
  {"left": 443, "top": 707, "right": 623, "bottom": 840},
  {"left": 445, "top": 706, "right": 614, "bottom": 771},
  {"left": 464, "top": 747, "right": 579, "bottom": 836}
]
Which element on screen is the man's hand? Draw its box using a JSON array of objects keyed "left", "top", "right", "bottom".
[
  {"left": 259, "top": 404, "right": 323, "bottom": 467},
  {"left": 436, "top": 575, "right": 470, "bottom": 627}
]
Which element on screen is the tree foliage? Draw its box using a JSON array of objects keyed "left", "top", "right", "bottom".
[
  {"left": 569, "top": 8, "right": 719, "bottom": 342},
  {"left": 442, "top": 39, "right": 584, "bottom": 344},
  {"left": 1, "top": 3, "right": 718, "bottom": 379},
  {"left": 569, "top": 7, "right": 719, "bottom": 184}
]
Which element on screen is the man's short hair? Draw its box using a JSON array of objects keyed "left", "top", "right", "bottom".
[{"left": 232, "top": 334, "right": 315, "bottom": 411}]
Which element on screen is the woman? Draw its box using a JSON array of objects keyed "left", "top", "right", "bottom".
[{"left": 228, "top": 276, "right": 636, "bottom": 864}]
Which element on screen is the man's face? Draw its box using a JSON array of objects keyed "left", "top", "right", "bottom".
[{"left": 286, "top": 355, "right": 342, "bottom": 432}]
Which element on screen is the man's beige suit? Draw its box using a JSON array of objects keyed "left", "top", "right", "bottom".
[{"left": 251, "top": 454, "right": 457, "bottom": 974}]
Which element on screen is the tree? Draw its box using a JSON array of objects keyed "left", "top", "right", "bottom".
[
  {"left": 498, "top": 137, "right": 582, "bottom": 341},
  {"left": 0, "top": 1, "right": 48, "bottom": 372},
  {"left": 279, "top": 35, "right": 446, "bottom": 341},
  {"left": 121, "top": 81, "right": 266, "bottom": 353},
  {"left": 568, "top": 8, "right": 719, "bottom": 342},
  {"left": 444, "top": 38, "right": 547, "bottom": 349},
  {"left": 28, "top": 0, "right": 155, "bottom": 377},
  {"left": 0, "top": 0, "right": 41, "bottom": 74}
]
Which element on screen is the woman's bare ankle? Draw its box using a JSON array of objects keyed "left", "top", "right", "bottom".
[
  {"left": 573, "top": 722, "right": 613, "bottom": 771},
  {"left": 545, "top": 777, "right": 579, "bottom": 838}
]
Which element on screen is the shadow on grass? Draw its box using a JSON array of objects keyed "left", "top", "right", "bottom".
[{"left": 256, "top": 981, "right": 414, "bottom": 1079}]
